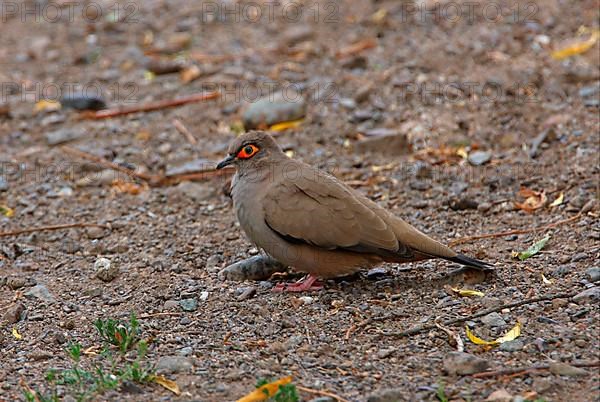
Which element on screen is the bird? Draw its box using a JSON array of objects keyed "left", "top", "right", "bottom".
[{"left": 216, "top": 131, "right": 492, "bottom": 292}]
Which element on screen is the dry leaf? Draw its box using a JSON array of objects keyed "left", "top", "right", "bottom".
[
  {"left": 465, "top": 322, "right": 522, "bottom": 346},
  {"left": 451, "top": 288, "right": 485, "bottom": 297},
  {"left": 435, "top": 321, "right": 464, "bottom": 352},
  {"left": 551, "top": 28, "right": 599, "bottom": 60},
  {"left": 12, "top": 327, "right": 22, "bottom": 340},
  {"left": 549, "top": 192, "right": 564, "bottom": 207},
  {"left": 269, "top": 119, "right": 303, "bottom": 132},
  {"left": 542, "top": 274, "right": 552, "bottom": 285},
  {"left": 135, "top": 130, "right": 151, "bottom": 141},
  {"left": 34, "top": 99, "right": 61, "bottom": 113},
  {"left": 514, "top": 187, "right": 547, "bottom": 213},
  {"left": 152, "top": 375, "right": 181, "bottom": 395},
  {"left": 236, "top": 376, "right": 293, "bottom": 402},
  {"left": 0, "top": 205, "right": 14, "bottom": 217},
  {"left": 111, "top": 180, "right": 147, "bottom": 195}
]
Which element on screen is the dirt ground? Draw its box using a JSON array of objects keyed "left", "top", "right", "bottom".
[{"left": 1, "top": 0, "right": 599, "bottom": 401}]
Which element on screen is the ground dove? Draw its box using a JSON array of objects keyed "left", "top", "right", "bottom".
[{"left": 217, "top": 131, "right": 492, "bottom": 292}]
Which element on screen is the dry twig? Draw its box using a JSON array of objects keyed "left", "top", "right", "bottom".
[
  {"left": 471, "top": 361, "right": 599, "bottom": 378},
  {"left": 0, "top": 222, "right": 107, "bottom": 238},
  {"left": 297, "top": 385, "right": 350, "bottom": 402},
  {"left": 172, "top": 118, "right": 197, "bottom": 144},
  {"left": 384, "top": 291, "right": 580, "bottom": 338},
  {"left": 86, "top": 91, "right": 219, "bottom": 119}
]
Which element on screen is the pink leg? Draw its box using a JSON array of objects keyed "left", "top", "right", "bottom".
[{"left": 272, "top": 274, "right": 324, "bottom": 292}]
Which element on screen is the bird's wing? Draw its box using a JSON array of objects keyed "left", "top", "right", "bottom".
[{"left": 263, "top": 166, "right": 414, "bottom": 258}]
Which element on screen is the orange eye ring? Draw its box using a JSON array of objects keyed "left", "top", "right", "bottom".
[{"left": 237, "top": 144, "right": 259, "bottom": 159}]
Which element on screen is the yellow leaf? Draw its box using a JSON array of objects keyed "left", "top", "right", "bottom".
[
  {"left": 542, "top": 274, "right": 552, "bottom": 285},
  {"left": 269, "top": 119, "right": 303, "bottom": 132},
  {"left": 456, "top": 147, "right": 469, "bottom": 160},
  {"left": 180, "top": 65, "right": 202, "bottom": 83},
  {"left": 451, "top": 288, "right": 485, "bottom": 297},
  {"left": 34, "top": 99, "right": 61, "bottom": 113},
  {"left": 0, "top": 205, "right": 14, "bottom": 217},
  {"left": 152, "top": 375, "right": 181, "bottom": 395},
  {"left": 465, "top": 322, "right": 522, "bottom": 346},
  {"left": 143, "top": 70, "right": 156, "bottom": 82},
  {"left": 551, "top": 29, "right": 599, "bottom": 60},
  {"left": 495, "top": 322, "right": 522, "bottom": 344},
  {"left": 549, "top": 192, "right": 564, "bottom": 207},
  {"left": 12, "top": 327, "right": 22, "bottom": 340},
  {"left": 284, "top": 150, "right": 295, "bottom": 158},
  {"left": 237, "top": 376, "right": 293, "bottom": 402}
]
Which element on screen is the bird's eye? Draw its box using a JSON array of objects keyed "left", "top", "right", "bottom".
[{"left": 237, "top": 144, "right": 259, "bottom": 159}]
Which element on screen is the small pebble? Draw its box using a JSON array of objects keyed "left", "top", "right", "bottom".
[
  {"left": 585, "top": 266, "right": 600, "bottom": 282},
  {"left": 95, "top": 258, "right": 119, "bottom": 282}
]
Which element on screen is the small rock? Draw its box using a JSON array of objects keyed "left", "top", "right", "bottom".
[
  {"left": 376, "top": 348, "right": 395, "bottom": 359},
  {"left": 219, "top": 255, "right": 287, "bottom": 281},
  {"left": 572, "top": 287, "right": 600, "bottom": 304},
  {"left": 354, "top": 132, "right": 410, "bottom": 156},
  {"left": 24, "top": 284, "right": 56, "bottom": 303},
  {"left": 179, "top": 298, "right": 198, "bottom": 312},
  {"left": 165, "top": 159, "right": 213, "bottom": 176},
  {"left": 477, "top": 202, "right": 492, "bottom": 213},
  {"left": 60, "top": 91, "right": 107, "bottom": 111},
  {"left": 0, "top": 177, "right": 8, "bottom": 191},
  {"left": 86, "top": 226, "right": 107, "bottom": 239},
  {"left": 156, "top": 356, "right": 193, "bottom": 374},
  {"left": 179, "top": 347, "right": 193, "bottom": 356},
  {"left": 367, "top": 267, "right": 388, "bottom": 280},
  {"left": 485, "top": 389, "right": 513, "bottom": 402},
  {"left": 443, "top": 352, "right": 490, "bottom": 375},
  {"left": 570, "top": 252, "right": 588, "bottom": 262},
  {"left": 553, "top": 264, "right": 573, "bottom": 277},
  {"left": 6, "top": 276, "right": 31, "bottom": 290},
  {"left": 45, "top": 128, "right": 85, "bottom": 145},
  {"left": 339, "top": 98, "right": 357, "bottom": 110},
  {"left": 282, "top": 25, "right": 313, "bottom": 46},
  {"left": 171, "top": 181, "right": 214, "bottom": 201},
  {"left": 29, "top": 350, "right": 54, "bottom": 361},
  {"left": 449, "top": 197, "right": 479, "bottom": 211},
  {"left": 243, "top": 91, "right": 306, "bottom": 129},
  {"left": 499, "top": 339, "right": 524, "bottom": 352},
  {"left": 468, "top": 150, "right": 491, "bottom": 166},
  {"left": 145, "top": 58, "right": 183, "bottom": 75},
  {"left": 199, "top": 291, "right": 209, "bottom": 301},
  {"left": 2, "top": 303, "right": 25, "bottom": 324},
  {"left": 366, "top": 388, "right": 407, "bottom": 402},
  {"left": 236, "top": 287, "right": 257, "bottom": 301},
  {"left": 449, "top": 181, "right": 469, "bottom": 195},
  {"left": 95, "top": 258, "right": 119, "bottom": 282},
  {"left": 299, "top": 296, "right": 314, "bottom": 305},
  {"left": 481, "top": 312, "right": 506, "bottom": 327},
  {"left": 163, "top": 300, "right": 179, "bottom": 310},
  {"left": 341, "top": 55, "right": 367, "bottom": 70},
  {"left": 586, "top": 267, "right": 600, "bottom": 282},
  {"left": 350, "top": 109, "right": 374, "bottom": 122},
  {"left": 548, "top": 362, "right": 588, "bottom": 377}
]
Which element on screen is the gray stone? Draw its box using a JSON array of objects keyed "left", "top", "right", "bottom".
[
  {"left": 95, "top": 258, "right": 119, "bottom": 282},
  {"left": 0, "top": 177, "right": 8, "bottom": 191},
  {"left": 570, "top": 252, "right": 588, "bottom": 262},
  {"left": 354, "top": 132, "right": 410, "bottom": 156},
  {"left": 2, "top": 303, "right": 25, "bottom": 324},
  {"left": 179, "top": 298, "right": 198, "bottom": 312},
  {"left": 163, "top": 300, "right": 179, "bottom": 310},
  {"left": 155, "top": 356, "right": 193, "bottom": 374},
  {"left": 179, "top": 347, "right": 193, "bottom": 356},
  {"left": 243, "top": 90, "right": 306, "bottom": 129},
  {"left": 24, "top": 284, "right": 56, "bottom": 303},
  {"left": 481, "top": 312, "right": 507, "bottom": 327},
  {"left": 549, "top": 362, "right": 588, "bottom": 377},
  {"left": 86, "top": 226, "right": 107, "bottom": 239},
  {"left": 45, "top": 128, "right": 85, "bottom": 145},
  {"left": 171, "top": 181, "right": 214, "bottom": 201},
  {"left": 60, "top": 91, "right": 106, "bottom": 111},
  {"left": 468, "top": 150, "right": 491, "bottom": 166},
  {"left": 444, "top": 352, "right": 490, "bottom": 375},
  {"left": 572, "top": 287, "right": 600, "bottom": 304},
  {"left": 366, "top": 388, "right": 407, "bottom": 402},
  {"left": 236, "top": 286, "right": 257, "bottom": 301},
  {"left": 585, "top": 267, "right": 600, "bottom": 282},
  {"left": 499, "top": 339, "right": 524, "bottom": 352},
  {"left": 339, "top": 98, "right": 357, "bottom": 110},
  {"left": 219, "top": 255, "right": 287, "bottom": 281}
]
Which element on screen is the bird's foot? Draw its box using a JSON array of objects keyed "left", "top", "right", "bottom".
[{"left": 272, "top": 274, "right": 323, "bottom": 292}]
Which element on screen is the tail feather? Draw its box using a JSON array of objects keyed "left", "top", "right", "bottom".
[{"left": 446, "top": 253, "right": 493, "bottom": 270}]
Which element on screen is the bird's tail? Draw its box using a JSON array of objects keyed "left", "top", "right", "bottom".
[{"left": 445, "top": 253, "right": 493, "bottom": 270}]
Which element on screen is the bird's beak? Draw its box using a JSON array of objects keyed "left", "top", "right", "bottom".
[{"left": 216, "top": 154, "right": 235, "bottom": 170}]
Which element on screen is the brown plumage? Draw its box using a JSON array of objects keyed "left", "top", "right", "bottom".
[{"left": 217, "top": 131, "right": 491, "bottom": 290}]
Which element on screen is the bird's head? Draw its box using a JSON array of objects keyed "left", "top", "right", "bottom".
[{"left": 216, "top": 131, "right": 286, "bottom": 172}]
